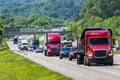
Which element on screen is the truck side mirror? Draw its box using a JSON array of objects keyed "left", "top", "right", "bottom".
[
  {"left": 87, "top": 46, "right": 89, "bottom": 48},
  {"left": 111, "top": 45, "right": 115, "bottom": 48},
  {"left": 112, "top": 38, "right": 115, "bottom": 45}
]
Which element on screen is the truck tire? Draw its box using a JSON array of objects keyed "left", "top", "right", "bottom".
[
  {"left": 110, "top": 57, "right": 113, "bottom": 66},
  {"left": 69, "top": 57, "right": 72, "bottom": 61},
  {"left": 77, "top": 54, "right": 84, "bottom": 64},
  {"left": 110, "top": 62, "right": 113, "bottom": 66},
  {"left": 84, "top": 56, "right": 87, "bottom": 66},
  {"left": 77, "top": 54, "right": 80, "bottom": 64},
  {"left": 86, "top": 57, "right": 91, "bottom": 66},
  {"left": 44, "top": 50, "right": 47, "bottom": 56},
  {"left": 59, "top": 55, "right": 63, "bottom": 59}
]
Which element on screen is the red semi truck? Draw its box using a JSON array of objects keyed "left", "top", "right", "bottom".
[
  {"left": 44, "top": 33, "right": 61, "bottom": 56},
  {"left": 77, "top": 27, "right": 114, "bottom": 66}
]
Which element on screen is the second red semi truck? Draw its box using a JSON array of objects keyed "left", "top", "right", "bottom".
[
  {"left": 44, "top": 33, "right": 61, "bottom": 56},
  {"left": 77, "top": 27, "right": 114, "bottom": 66}
]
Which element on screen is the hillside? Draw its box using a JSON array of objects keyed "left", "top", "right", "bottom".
[
  {"left": 0, "top": 13, "right": 66, "bottom": 29},
  {"left": 68, "top": 0, "right": 120, "bottom": 39},
  {"left": 0, "top": 0, "right": 85, "bottom": 20},
  {"left": 0, "top": 0, "right": 47, "bottom": 5}
]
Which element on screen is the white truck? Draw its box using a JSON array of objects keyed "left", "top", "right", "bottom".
[{"left": 18, "top": 39, "right": 28, "bottom": 50}]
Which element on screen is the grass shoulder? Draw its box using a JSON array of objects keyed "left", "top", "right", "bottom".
[
  {"left": 0, "top": 41, "right": 72, "bottom": 80},
  {"left": 114, "top": 50, "right": 120, "bottom": 54}
]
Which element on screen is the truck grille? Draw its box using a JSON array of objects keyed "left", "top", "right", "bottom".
[
  {"left": 94, "top": 50, "right": 107, "bottom": 58},
  {"left": 51, "top": 48, "right": 58, "bottom": 53}
]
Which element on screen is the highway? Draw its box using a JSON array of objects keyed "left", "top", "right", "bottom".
[{"left": 7, "top": 40, "right": 120, "bottom": 80}]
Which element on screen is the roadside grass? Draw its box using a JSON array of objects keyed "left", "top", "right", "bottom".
[
  {"left": 114, "top": 50, "right": 120, "bottom": 54},
  {"left": 0, "top": 41, "right": 72, "bottom": 80},
  {"left": 40, "top": 40, "right": 44, "bottom": 46}
]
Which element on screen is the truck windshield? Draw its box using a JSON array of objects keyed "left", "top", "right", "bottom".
[
  {"left": 61, "top": 48, "right": 70, "bottom": 52},
  {"left": 48, "top": 41, "right": 60, "bottom": 44},
  {"left": 89, "top": 38, "right": 108, "bottom": 45},
  {"left": 22, "top": 43, "right": 28, "bottom": 45}
]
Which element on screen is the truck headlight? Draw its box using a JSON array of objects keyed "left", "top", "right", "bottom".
[
  {"left": 108, "top": 50, "right": 113, "bottom": 56},
  {"left": 87, "top": 51, "right": 93, "bottom": 57}
]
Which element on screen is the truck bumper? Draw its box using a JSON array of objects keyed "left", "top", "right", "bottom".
[
  {"left": 88, "top": 56, "right": 113, "bottom": 64},
  {"left": 61, "top": 54, "right": 69, "bottom": 57},
  {"left": 48, "top": 52, "right": 59, "bottom": 56}
]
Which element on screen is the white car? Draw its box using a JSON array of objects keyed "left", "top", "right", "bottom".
[{"left": 35, "top": 47, "right": 44, "bottom": 53}]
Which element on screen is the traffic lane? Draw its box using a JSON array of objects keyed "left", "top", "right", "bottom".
[
  {"left": 17, "top": 50, "right": 120, "bottom": 80},
  {"left": 7, "top": 41, "right": 120, "bottom": 80}
]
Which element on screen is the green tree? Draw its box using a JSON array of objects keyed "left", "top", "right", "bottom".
[{"left": 0, "top": 23, "right": 3, "bottom": 47}]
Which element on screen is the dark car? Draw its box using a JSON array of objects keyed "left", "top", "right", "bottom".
[
  {"left": 69, "top": 47, "right": 77, "bottom": 61},
  {"left": 35, "top": 47, "right": 44, "bottom": 53},
  {"left": 59, "top": 47, "right": 71, "bottom": 59}
]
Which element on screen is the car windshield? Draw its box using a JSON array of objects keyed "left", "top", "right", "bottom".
[
  {"left": 48, "top": 41, "right": 60, "bottom": 44},
  {"left": 61, "top": 48, "right": 70, "bottom": 52},
  {"left": 22, "top": 43, "right": 27, "bottom": 45},
  {"left": 89, "top": 38, "right": 108, "bottom": 45}
]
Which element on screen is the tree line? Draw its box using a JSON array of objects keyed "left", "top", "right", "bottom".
[{"left": 0, "top": 13, "right": 66, "bottom": 29}]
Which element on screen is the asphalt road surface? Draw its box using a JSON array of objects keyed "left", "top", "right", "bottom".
[{"left": 7, "top": 41, "right": 120, "bottom": 80}]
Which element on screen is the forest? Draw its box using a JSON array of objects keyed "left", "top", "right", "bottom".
[
  {"left": 68, "top": 0, "right": 120, "bottom": 40},
  {"left": 0, "top": 0, "right": 85, "bottom": 19}
]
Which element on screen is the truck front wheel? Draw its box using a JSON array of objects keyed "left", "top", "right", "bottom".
[
  {"left": 44, "top": 50, "right": 47, "bottom": 56},
  {"left": 77, "top": 54, "right": 80, "bottom": 64},
  {"left": 59, "top": 54, "right": 63, "bottom": 59},
  {"left": 84, "top": 56, "right": 87, "bottom": 66},
  {"left": 110, "top": 62, "right": 113, "bottom": 66},
  {"left": 86, "top": 57, "right": 91, "bottom": 66},
  {"left": 77, "top": 54, "right": 84, "bottom": 64}
]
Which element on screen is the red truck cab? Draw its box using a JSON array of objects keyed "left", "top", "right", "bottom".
[
  {"left": 44, "top": 33, "right": 61, "bottom": 56},
  {"left": 77, "top": 27, "right": 114, "bottom": 66}
]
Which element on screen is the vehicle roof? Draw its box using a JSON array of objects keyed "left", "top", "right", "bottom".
[
  {"left": 81, "top": 27, "right": 112, "bottom": 39},
  {"left": 86, "top": 30, "right": 110, "bottom": 37},
  {"left": 21, "top": 40, "right": 28, "bottom": 43},
  {"left": 47, "top": 33, "right": 60, "bottom": 41}
]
